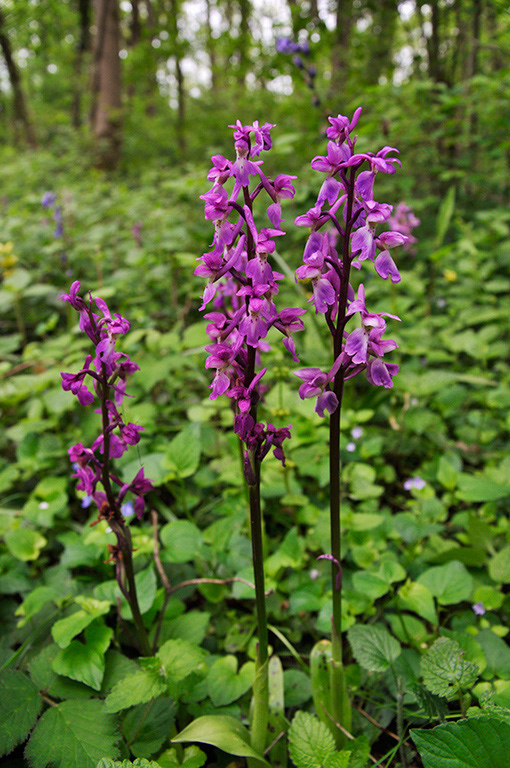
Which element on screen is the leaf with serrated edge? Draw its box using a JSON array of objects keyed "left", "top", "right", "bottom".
[
  {"left": 157, "top": 639, "right": 206, "bottom": 684},
  {"left": 421, "top": 637, "right": 479, "bottom": 698},
  {"left": 0, "top": 670, "right": 43, "bottom": 757},
  {"left": 412, "top": 716, "right": 510, "bottom": 768},
  {"left": 288, "top": 711, "right": 336, "bottom": 768},
  {"left": 348, "top": 624, "right": 401, "bottom": 673},
  {"left": 105, "top": 667, "right": 167, "bottom": 713},
  {"left": 25, "top": 699, "right": 118, "bottom": 768},
  {"left": 172, "top": 715, "right": 269, "bottom": 765}
]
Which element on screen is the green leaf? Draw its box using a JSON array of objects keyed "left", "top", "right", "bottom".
[
  {"left": 352, "top": 571, "right": 391, "bottom": 600},
  {"left": 157, "top": 746, "right": 206, "bottom": 768},
  {"left": 157, "top": 639, "right": 206, "bottom": 684},
  {"left": 122, "top": 697, "right": 175, "bottom": 758},
  {"left": 476, "top": 630, "right": 510, "bottom": 679},
  {"left": 283, "top": 669, "right": 312, "bottom": 707},
  {"left": 15, "top": 585, "right": 58, "bottom": 627},
  {"left": 160, "top": 521, "right": 204, "bottom": 563},
  {"left": 417, "top": 561, "right": 473, "bottom": 605},
  {"left": 0, "top": 670, "right": 43, "bottom": 757},
  {"left": 172, "top": 715, "right": 268, "bottom": 764},
  {"left": 96, "top": 760, "right": 163, "bottom": 768},
  {"left": 52, "top": 641, "right": 106, "bottom": 691},
  {"left": 488, "top": 546, "right": 510, "bottom": 583},
  {"left": 25, "top": 699, "right": 118, "bottom": 768},
  {"left": 398, "top": 581, "right": 437, "bottom": 624},
  {"left": 435, "top": 185, "right": 456, "bottom": 248},
  {"left": 411, "top": 716, "right": 510, "bottom": 768},
  {"left": 288, "top": 711, "right": 336, "bottom": 768},
  {"left": 105, "top": 661, "right": 167, "bottom": 713},
  {"left": 324, "top": 753, "right": 350, "bottom": 768},
  {"left": 163, "top": 424, "right": 201, "bottom": 480},
  {"left": 348, "top": 624, "right": 401, "bottom": 673},
  {"left": 52, "top": 598, "right": 111, "bottom": 648},
  {"left": 4, "top": 527, "right": 47, "bottom": 561},
  {"left": 206, "top": 656, "right": 255, "bottom": 707},
  {"left": 456, "top": 475, "right": 510, "bottom": 502},
  {"left": 436, "top": 456, "right": 458, "bottom": 490},
  {"left": 421, "top": 637, "right": 479, "bottom": 698}
]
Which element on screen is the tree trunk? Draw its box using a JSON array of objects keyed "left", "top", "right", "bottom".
[
  {"left": 0, "top": 9, "right": 37, "bottom": 147},
  {"left": 205, "top": 0, "right": 217, "bottom": 91},
  {"left": 365, "top": 0, "right": 398, "bottom": 84},
  {"left": 237, "top": 0, "right": 250, "bottom": 86},
  {"left": 90, "top": 0, "right": 123, "bottom": 170},
  {"left": 129, "top": 0, "right": 141, "bottom": 46},
  {"left": 168, "top": 0, "right": 186, "bottom": 151},
  {"left": 330, "top": 0, "right": 353, "bottom": 101},
  {"left": 72, "top": 0, "right": 91, "bottom": 128},
  {"left": 468, "top": 0, "right": 483, "bottom": 79}
]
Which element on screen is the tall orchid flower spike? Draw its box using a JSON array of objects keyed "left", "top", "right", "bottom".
[
  {"left": 60, "top": 282, "right": 153, "bottom": 656},
  {"left": 192, "top": 120, "right": 306, "bottom": 760},
  {"left": 294, "top": 108, "right": 410, "bottom": 747}
]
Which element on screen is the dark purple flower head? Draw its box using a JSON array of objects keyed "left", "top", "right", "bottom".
[
  {"left": 41, "top": 191, "right": 57, "bottom": 209},
  {"left": 276, "top": 37, "right": 300, "bottom": 54}
]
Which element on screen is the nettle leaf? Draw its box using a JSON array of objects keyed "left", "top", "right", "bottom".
[
  {"left": 421, "top": 637, "right": 479, "bottom": 698},
  {"left": 417, "top": 561, "right": 473, "bottom": 605},
  {"left": 0, "top": 670, "right": 43, "bottom": 757},
  {"left": 288, "top": 711, "right": 336, "bottom": 768},
  {"left": 207, "top": 656, "right": 255, "bottom": 707},
  {"left": 25, "top": 699, "right": 118, "bottom": 768},
  {"left": 411, "top": 716, "right": 510, "bottom": 768},
  {"left": 172, "top": 715, "right": 268, "bottom": 764},
  {"left": 105, "top": 660, "right": 167, "bottom": 713},
  {"left": 348, "top": 624, "right": 401, "bottom": 673}
]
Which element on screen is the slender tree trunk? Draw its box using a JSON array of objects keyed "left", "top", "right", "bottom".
[
  {"left": 205, "top": 0, "right": 217, "bottom": 91},
  {"left": 0, "top": 9, "right": 37, "bottom": 147},
  {"left": 365, "top": 0, "right": 398, "bottom": 84},
  {"left": 168, "top": 0, "right": 186, "bottom": 151},
  {"left": 72, "top": 0, "right": 91, "bottom": 128},
  {"left": 468, "top": 0, "right": 483, "bottom": 78},
  {"left": 330, "top": 0, "right": 353, "bottom": 101},
  {"left": 237, "top": 0, "right": 250, "bottom": 86},
  {"left": 90, "top": 0, "right": 123, "bottom": 170},
  {"left": 130, "top": 0, "right": 141, "bottom": 46}
]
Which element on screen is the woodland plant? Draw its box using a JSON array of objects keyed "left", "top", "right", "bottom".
[{"left": 60, "top": 281, "right": 153, "bottom": 656}]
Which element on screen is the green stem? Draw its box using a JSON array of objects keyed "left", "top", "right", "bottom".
[{"left": 248, "top": 454, "right": 269, "bottom": 757}]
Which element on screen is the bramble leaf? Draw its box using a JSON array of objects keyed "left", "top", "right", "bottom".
[
  {"left": 0, "top": 670, "right": 43, "bottom": 757},
  {"left": 25, "top": 699, "right": 118, "bottom": 768}
]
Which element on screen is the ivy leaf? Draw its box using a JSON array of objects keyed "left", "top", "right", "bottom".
[
  {"left": 206, "top": 656, "right": 255, "bottom": 707},
  {"left": 421, "top": 637, "right": 479, "bottom": 698},
  {"left": 25, "top": 699, "right": 119, "bottom": 768},
  {"left": 0, "top": 670, "right": 43, "bottom": 757},
  {"left": 411, "top": 716, "right": 510, "bottom": 768},
  {"left": 105, "top": 660, "right": 167, "bottom": 713},
  {"left": 348, "top": 624, "right": 401, "bottom": 673},
  {"left": 288, "top": 711, "right": 336, "bottom": 768}
]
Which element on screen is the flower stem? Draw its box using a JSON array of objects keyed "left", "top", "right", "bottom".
[{"left": 248, "top": 456, "right": 269, "bottom": 756}]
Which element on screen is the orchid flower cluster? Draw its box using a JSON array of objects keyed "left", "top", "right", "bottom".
[
  {"left": 196, "top": 121, "right": 305, "bottom": 482},
  {"left": 60, "top": 281, "right": 153, "bottom": 522},
  {"left": 294, "top": 107, "right": 407, "bottom": 417},
  {"left": 389, "top": 201, "right": 420, "bottom": 253}
]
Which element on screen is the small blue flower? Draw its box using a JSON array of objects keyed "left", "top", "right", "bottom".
[
  {"left": 404, "top": 476, "right": 426, "bottom": 490},
  {"left": 121, "top": 501, "right": 135, "bottom": 518},
  {"left": 473, "top": 602, "right": 486, "bottom": 616}
]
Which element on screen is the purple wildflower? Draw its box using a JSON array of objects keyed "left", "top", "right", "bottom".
[
  {"left": 404, "top": 476, "right": 426, "bottom": 491},
  {"left": 473, "top": 602, "right": 486, "bottom": 616}
]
